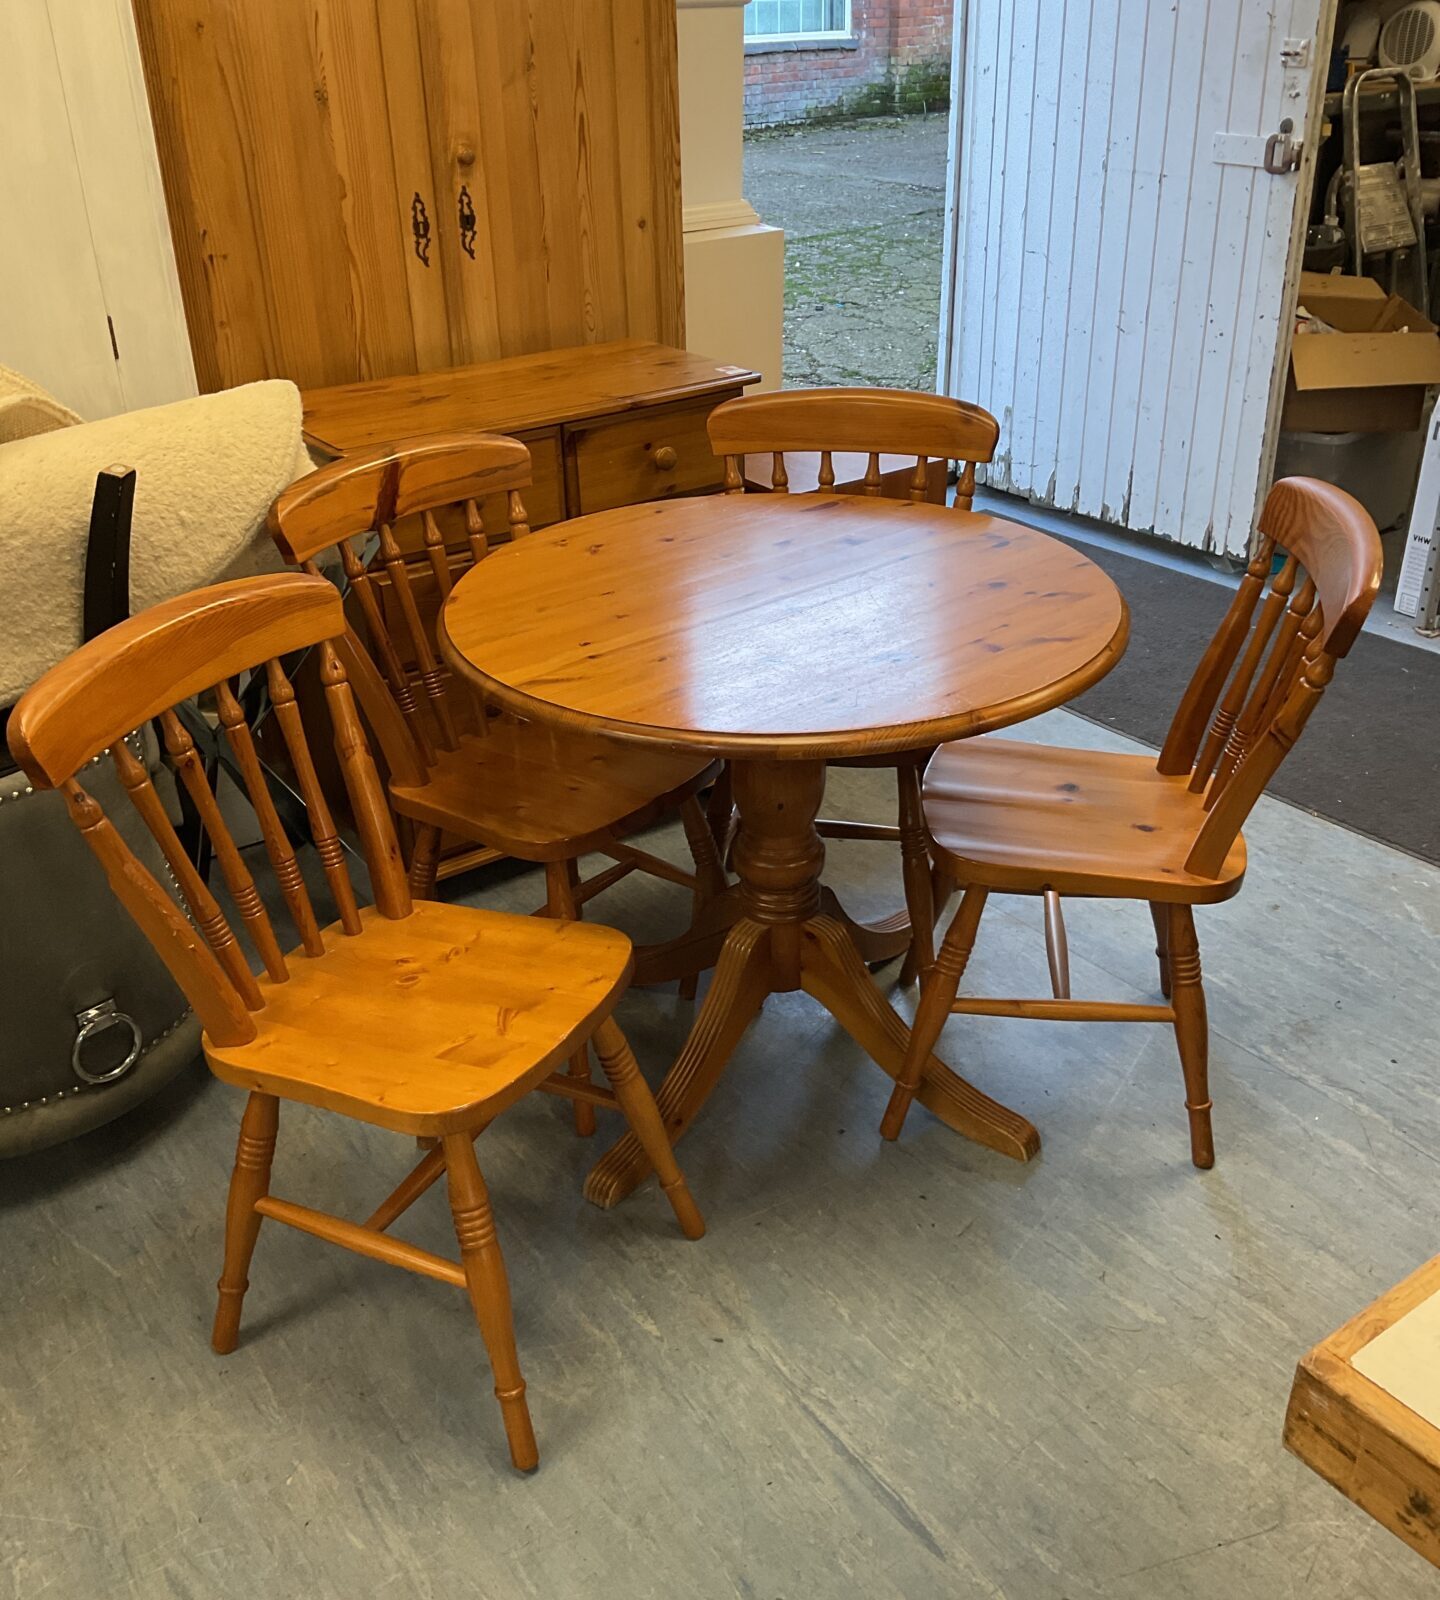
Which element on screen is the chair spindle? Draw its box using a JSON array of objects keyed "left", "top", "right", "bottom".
[
  {"left": 1157, "top": 539, "right": 1274, "bottom": 777},
  {"left": 422, "top": 510, "right": 453, "bottom": 601},
  {"left": 111, "top": 736, "right": 263, "bottom": 1008},
  {"left": 450, "top": 504, "right": 493, "bottom": 733},
  {"left": 265, "top": 658, "right": 362, "bottom": 935},
  {"left": 1188, "top": 555, "right": 1298, "bottom": 793},
  {"left": 214, "top": 677, "right": 326, "bottom": 957},
  {"left": 1210, "top": 576, "right": 1318, "bottom": 799},
  {"left": 319, "top": 641, "right": 411, "bottom": 921},
  {"left": 955, "top": 459, "right": 977, "bottom": 512},
  {"left": 377, "top": 520, "right": 459, "bottom": 753},
  {"left": 59, "top": 776, "right": 257, "bottom": 1047},
  {"left": 464, "top": 498, "right": 488, "bottom": 564},
  {"left": 329, "top": 543, "right": 436, "bottom": 767},
  {"left": 160, "top": 710, "right": 289, "bottom": 982}
]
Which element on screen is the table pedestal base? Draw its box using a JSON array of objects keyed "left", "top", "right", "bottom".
[{"left": 585, "top": 759, "right": 1040, "bottom": 1209}]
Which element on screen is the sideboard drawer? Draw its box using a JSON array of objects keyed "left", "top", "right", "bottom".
[{"left": 567, "top": 401, "right": 724, "bottom": 515}]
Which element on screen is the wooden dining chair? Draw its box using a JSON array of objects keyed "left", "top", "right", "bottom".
[
  {"left": 707, "top": 387, "right": 1001, "bottom": 983},
  {"left": 269, "top": 433, "right": 727, "bottom": 1130},
  {"left": 8, "top": 573, "right": 704, "bottom": 1472},
  {"left": 878, "top": 477, "right": 1383, "bottom": 1166}
]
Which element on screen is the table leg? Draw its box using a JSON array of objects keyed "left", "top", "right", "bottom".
[
  {"left": 630, "top": 884, "right": 745, "bottom": 987},
  {"left": 816, "top": 888, "right": 912, "bottom": 967},
  {"left": 584, "top": 918, "right": 776, "bottom": 1207},
  {"left": 799, "top": 917, "right": 1039, "bottom": 1161},
  {"left": 584, "top": 757, "right": 1038, "bottom": 1207}
]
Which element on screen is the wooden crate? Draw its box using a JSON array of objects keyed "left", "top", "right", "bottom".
[{"left": 1284, "top": 1252, "right": 1440, "bottom": 1569}]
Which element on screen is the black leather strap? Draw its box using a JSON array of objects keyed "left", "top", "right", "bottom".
[
  {"left": 83, "top": 465, "right": 135, "bottom": 643},
  {"left": 0, "top": 464, "right": 134, "bottom": 776}
]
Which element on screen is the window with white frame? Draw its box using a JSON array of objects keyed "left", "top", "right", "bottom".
[{"left": 744, "top": 0, "right": 852, "bottom": 43}]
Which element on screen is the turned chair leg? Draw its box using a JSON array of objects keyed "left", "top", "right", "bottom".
[
  {"left": 1148, "top": 901, "right": 1171, "bottom": 998},
  {"left": 1043, "top": 889, "right": 1070, "bottom": 999},
  {"left": 442, "top": 1133, "right": 539, "bottom": 1471},
  {"left": 407, "top": 823, "right": 442, "bottom": 900},
  {"left": 1166, "top": 904, "right": 1214, "bottom": 1169},
  {"left": 880, "top": 887, "right": 988, "bottom": 1140},
  {"left": 544, "top": 858, "right": 596, "bottom": 1136},
  {"left": 678, "top": 794, "right": 728, "bottom": 1002},
  {"left": 212, "top": 1092, "right": 279, "bottom": 1355},
  {"left": 591, "top": 1017, "right": 706, "bottom": 1238},
  {"left": 897, "top": 763, "right": 937, "bottom": 988}
]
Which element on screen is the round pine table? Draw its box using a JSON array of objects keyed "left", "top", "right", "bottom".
[{"left": 440, "top": 492, "right": 1128, "bottom": 1204}]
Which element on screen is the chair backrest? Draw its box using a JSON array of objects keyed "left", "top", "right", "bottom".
[
  {"left": 269, "top": 433, "right": 532, "bottom": 770},
  {"left": 1156, "top": 476, "right": 1382, "bottom": 877},
  {"left": 706, "top": 387, "right": 1000, "bottom": 509},
  {"left": 8, "top": 574, "right": 412, "bottom": 1048}
]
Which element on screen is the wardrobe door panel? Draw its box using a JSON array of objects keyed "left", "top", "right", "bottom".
[
  {"left": 311, "top": 0, "right": 430, "bottom": 377},
  {"left": 133, "top": 0, "right": 683, "bottom": 389},
  {"left": 373, "top": 0, "right": 453, "bottom": 371},
  {"left": 468, "top": 2, "right": 551, "bottom": 354},
  {"left": 614, "top": 0, "right": 685, "bottom": 347},
  {"left": 132, "top": 0, "right": 279, "bottom": 390},
  {"left": 238, "top": 0, "right": 391, "bottom": 385},
  {"left": 412, "top": 0, "right": 503, "bottom": 365}
]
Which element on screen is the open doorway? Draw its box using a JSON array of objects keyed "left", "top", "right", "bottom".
[{"left": 741, "top": 1, "right": 954, "bottom": 389}]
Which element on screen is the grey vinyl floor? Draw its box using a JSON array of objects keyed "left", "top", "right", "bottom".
[{"left": 4, "top": 711, "right": 1438, "bottom": 1599}]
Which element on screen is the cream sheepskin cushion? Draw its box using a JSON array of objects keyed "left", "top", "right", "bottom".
[
  {"left": 0, "top": 363, "right": 83, "bottom": 443},
  {"left": 0, "top": 379, "right": 313, "bottom": 705}
]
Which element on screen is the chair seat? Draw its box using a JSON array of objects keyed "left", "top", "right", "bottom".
[
  {"left": 205, "top": 901, "right": 633, "bottom": 1134},
  {"left": 923, "top": 737, "right": 1247, "bottom": 903},
  {"left": 389, "top": 720, "right": 716, "bottom": 861}
]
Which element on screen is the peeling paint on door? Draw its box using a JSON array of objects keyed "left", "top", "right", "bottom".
[{"left": 939, "top": 0, "right": 1330, "bottom": 556}]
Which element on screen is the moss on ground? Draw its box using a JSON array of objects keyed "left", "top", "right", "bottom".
[
  {"left": 802, "top": 57, "right": 951, "bottom": 126},
  {"left": 746, "top": 115, "right": 948, "bottom": 388},
  {"left": 780, "top": 211, "right": 943, "bottom": 386},
  {"left": 782, "top": 210, "right": 944, "bottom": 388}
]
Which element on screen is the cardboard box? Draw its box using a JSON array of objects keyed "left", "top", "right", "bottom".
[{"left": 1284, "top": 272, "right": 1440, "bottom": 433}]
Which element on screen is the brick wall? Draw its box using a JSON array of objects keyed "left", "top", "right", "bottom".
[{"left": 744, "top": 0, "right": 953, "bottom": 128}]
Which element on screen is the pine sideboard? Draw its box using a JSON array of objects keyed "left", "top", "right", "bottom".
[{"left": 299, "top": 339, "right": 760, "bottom": 881}]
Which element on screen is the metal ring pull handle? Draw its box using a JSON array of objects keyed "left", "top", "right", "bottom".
[
  {"left": 1263, "top": 118, "right": 1300, "bottom": 176},
  {"left": 72, "top": 1000, "right": 143, "bottom": 1085}
]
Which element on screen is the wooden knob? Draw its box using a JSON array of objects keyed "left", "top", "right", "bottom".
[
  {"left": 652, "top": 445, "right": 678, "bottom": 471},
  {"left": 455, "top": 141, "right": 476, "bottom": 168}
]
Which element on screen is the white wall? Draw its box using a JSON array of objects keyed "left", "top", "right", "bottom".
[
  {"left": 677, "top": 0, "right": 785, "bottom": 387},
  {"left": 0, "top": 0, "right": 197, "bottom": 419}
]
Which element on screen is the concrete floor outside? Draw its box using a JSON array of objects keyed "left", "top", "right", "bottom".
[{"left": 745, "top": 114, "right": 949, "bottom": 390}]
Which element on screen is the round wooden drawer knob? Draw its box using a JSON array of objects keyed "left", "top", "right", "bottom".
[
  {"left": 652, "top": 445, "right": 678, "bottom": 471},
  {"left": 456, "top": 141, "right": 476, "bottom": 168}
]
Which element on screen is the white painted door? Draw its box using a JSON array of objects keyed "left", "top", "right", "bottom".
[
  {"left": 940, "top": 1, "right": 1334, "bottom": 555},
  {"left": 0, "top": 0, "right": 195, "bottom": 420}
]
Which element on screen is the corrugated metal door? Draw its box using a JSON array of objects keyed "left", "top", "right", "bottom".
[{"left": 940, "top": 1, "right": 1333, "bottom": 555}]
